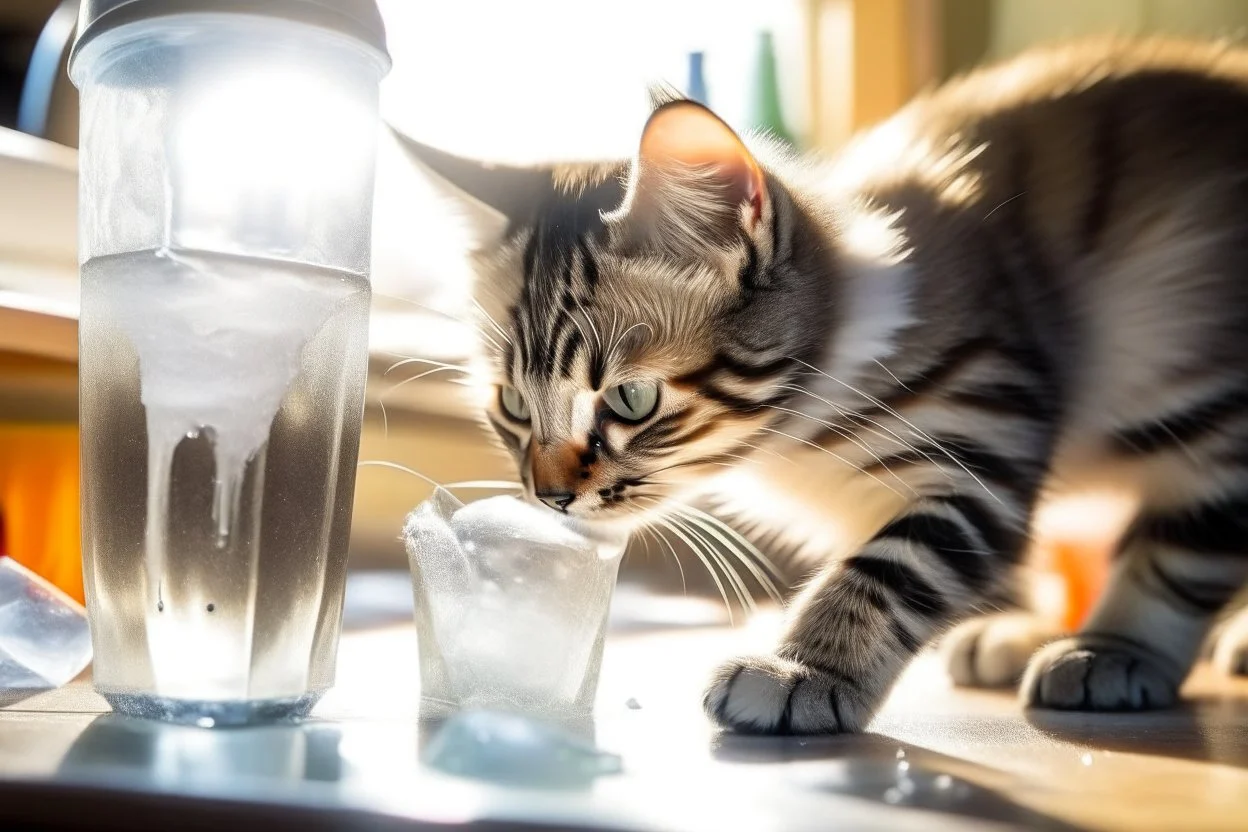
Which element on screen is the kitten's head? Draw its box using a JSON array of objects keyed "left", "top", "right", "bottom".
[{"left": 398, "top": 102, "right": 834, "bottom": 526}]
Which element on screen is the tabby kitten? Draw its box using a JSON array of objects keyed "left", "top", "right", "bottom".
[{"left": 397, "top": 37, "right": 1248, "bottom": 734}]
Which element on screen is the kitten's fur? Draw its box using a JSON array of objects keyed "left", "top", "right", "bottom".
[{"left": 397, "top": 38, "right": 1248, "bottom": 733}]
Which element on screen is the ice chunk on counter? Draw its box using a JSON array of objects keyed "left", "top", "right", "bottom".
[{"left": 0, "top": 557, "right": 92, "bottom": 696}]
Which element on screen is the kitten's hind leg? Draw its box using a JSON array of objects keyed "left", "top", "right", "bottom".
[
  {"left": 942, "top": 613, "right": 1064, "bottom": 689},
  {"left": 1023, "top": 507, "right": 1248, "bottom": 711}
]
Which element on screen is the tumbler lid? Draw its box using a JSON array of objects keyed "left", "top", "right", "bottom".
[{"left": 70, "top": 0, "right": 390, "bottom": 81}]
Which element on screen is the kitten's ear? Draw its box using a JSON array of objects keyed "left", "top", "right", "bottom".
[
  {"left": 618, "top": 100, "right": 766, "bottom": 254},
  {"left": 388, "top": 125, "right": 553, "bottom": 244}
]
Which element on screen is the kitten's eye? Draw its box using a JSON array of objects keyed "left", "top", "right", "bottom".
[
  {"left": 604, "top": 380, "right": 659, "bottom": 422},
  {"left": 500, "top": 386, "right": 530, "bottom": 422}
]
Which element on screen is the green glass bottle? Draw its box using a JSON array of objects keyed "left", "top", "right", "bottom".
[{"left": 749, "top": 30, "right": 797, "bottom": 148}]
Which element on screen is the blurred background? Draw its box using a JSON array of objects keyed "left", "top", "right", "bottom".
[{"left": 4, "top": 0, "right": 1248, "bottom": 610}]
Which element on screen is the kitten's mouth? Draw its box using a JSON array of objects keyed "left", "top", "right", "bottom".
[{"left": 525, "top": 490, "right": 658, "bottom": 528}]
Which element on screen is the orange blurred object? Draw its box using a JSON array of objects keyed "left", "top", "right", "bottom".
[
  {"left": 1032, "top": 493, "right": 1132, "bottom": 632},
  {"left": 0, "top": 424, "right": 82, "bottom": 603},
  {"left": 1050, "top": 539, "right": 1111, "bottom": 631}
]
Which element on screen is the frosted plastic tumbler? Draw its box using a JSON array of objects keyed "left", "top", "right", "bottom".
[
  {"left": 70, "top": 1, "right": 389, "bottom": 725},
  {"left": 404, "top": 491, "right": 627, "bottom": 717}
]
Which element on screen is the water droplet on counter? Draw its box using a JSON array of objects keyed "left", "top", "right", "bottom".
[
  {"left": 897, "top": 760, "right": 911, "bottom": 773},
  {"left": 625, "top": 697, "right": 642, "bottom": 710},
  {"left": 895, "top": 748, "right": 906, "bottom": 760}
]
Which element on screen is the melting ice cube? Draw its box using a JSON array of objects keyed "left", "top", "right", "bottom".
[{"left": 403, "top": 490, "right": 626, "bottom": 715}]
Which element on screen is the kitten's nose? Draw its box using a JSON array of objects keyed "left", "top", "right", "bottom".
[{"left": 536, "top": 491, "right": 576, "bottom": 512}]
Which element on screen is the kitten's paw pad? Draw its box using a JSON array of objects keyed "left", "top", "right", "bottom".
[
  {"left": 1021, "top": 636, "right": 1179, "bottom": 711},
  {"left": 703, "top": 654, "right": 864, "bottom": 735},
  {"left": 1211, "top": 613, "right": 1248, "bottom": 677},
  {"left": 942, "top": 613, "right": 1064, "bottom": 689}
]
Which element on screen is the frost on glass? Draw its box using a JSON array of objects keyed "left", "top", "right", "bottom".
[{"left": 404, "top": 491, "right": 626, "bottom": 716}]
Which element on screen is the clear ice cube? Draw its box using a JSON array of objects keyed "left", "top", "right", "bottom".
[
  {"left": 403, "top": 490, "right": 626, "bottom": 715},
  {"left": 0, "top": 557, "right": 92, "bottom": 694}
]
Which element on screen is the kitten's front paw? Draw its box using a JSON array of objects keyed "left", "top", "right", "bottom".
[
  {"left": 941, "top": 613, "right": 1063, "bottom": 689},
  {"left": 703, "top": 654, "right": 868, "bottom": 735},
  {"left": 1021, "top": 635, "right": 1180, "bottom": 711}
]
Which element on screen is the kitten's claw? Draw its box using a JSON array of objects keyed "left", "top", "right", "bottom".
[
  {"left": 942, "top": 613, "right": 1064, "bottom": 689},
  {"left": 703, "top": 654, "right": 866, "bottom": 735},
  {"left": 1021, "top": 635, "right": 1179, "bottom": 711}
]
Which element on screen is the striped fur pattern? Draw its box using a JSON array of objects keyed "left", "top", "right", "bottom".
[{"left": 397, "top": 38, "right": 1248, "bottom": 734}]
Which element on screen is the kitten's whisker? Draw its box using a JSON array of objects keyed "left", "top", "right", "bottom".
[
  {"left": 383, "top": 365, "right": 465, "bottom": 396},
  {"left": 734, "top": 439, "right": 795, "bottom": 465},
  {"left": 872, "top": 358, "right": 912, "bottom": 391},
  {"left": 383, "top": 356, "right": 468, "bottom": 376},
  {"left": 608, "top": 321, "right": 654, "bottom": 364},
  {"left": 671, "top": 503, "right": 786, "bottom": 583},
  {"left": 759, "top": 427, "right": 906, "bottom": 500},
  {"left": 779, "top": 382, "right": 934, "bottom": 462},
  {"left": 670, "top": 514, "right": 754, "bottom": 615},
  {"left": 786, "top": 357, "right": 1004, "bottom": 505},
  {"left": 562, "top": 305, "right": 594, "bottom": 357},
  {"left": 356, "top": 460, "right": 520, "bottom": 494},
  {"left": 567, "top": 291, "right": 603, "bottom": 353},
  {"left": 643, "top": 456, "right": 734, "bottom": 478},
  {"left": 470, "top": 298, "right": 514, "bottom": 346},
  {"left": 762, "top": 404, "right": 919, "bottom": 498},
  {"left": 443, "top": 480, "right": 523, "bottom": 490},
  {"left": 357, "top": 460, "right": 441, "bottom": 488},
  {"left": 669, "top": 505, "right": 783, "bottom": 604},
  {"left": 651, "top": 512, "right": 735, "bottom": 624},
  {"left": 648, "top": 522, "right": 688, "bottom": 594}
]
